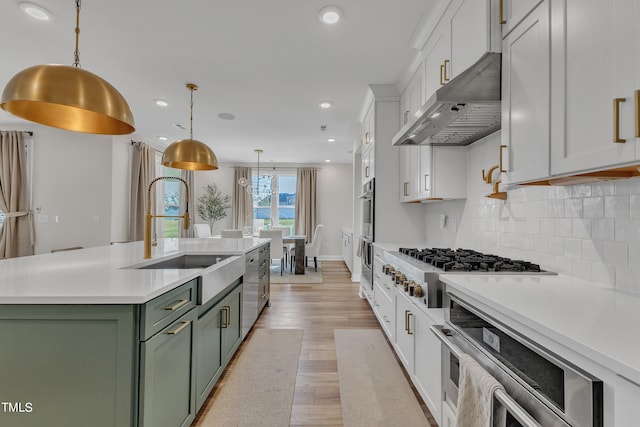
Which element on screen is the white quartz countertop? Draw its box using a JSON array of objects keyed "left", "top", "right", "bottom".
[
  {"left": 0, "top": 238, "right": 268, "bottom": 305},
  {"left": 440, "top": 273, "right": 640, "bottom": 385}
]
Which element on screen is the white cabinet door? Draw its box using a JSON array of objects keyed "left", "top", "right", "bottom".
[
  {"left": 431, "top": 146, "right": 467, "bottom": 200},
  {"left": 441, "top": 400, "right": 457, "bottom": 427},
  {"left": 413, "top": 309, "right": 442, "bottom": 427},
  {"left": 501, "top": 0, "right": 550, "bottom": 184},
  {"left": 550, "top": 0, "right": 637, "bottom": 175},
  {"left": 614, "top": 375, "right": 640, "bottom": 426},
  {"left": 501, "top": 0, "right": 544, "bottom": 37},
  {"left": 400, "top": 146, "right": 419, "bottom": 202},
  {"left": 395, "top": 292, "right": 415, "bottom": 374},
  {"left": 450, "top": 0, "right": 496, "bottom": 78},
  {"left": 424, "top": 24, "right": 451, "bottom": 102},
  {"left": 362, "top": 146, "right": 374, "bottom": 184},
  {"left": 417, "top": 145, "right": 432, "bottom": 200}
]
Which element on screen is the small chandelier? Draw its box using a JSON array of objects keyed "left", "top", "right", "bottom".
[
  {"left": 1, "top": 0, "right": 134, "bottom": 135},
  {"left": 162, "top": 83, "right": 218, "bottom": 170},
  {"left": 245, "top": 149, "right": 273, "bottom": 198}
]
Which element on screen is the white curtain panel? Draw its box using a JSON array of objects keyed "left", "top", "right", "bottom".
[
  {"left": 233, "top": 166, "right": 253, "bottom": 230},
  {"left": 0, "top": 130, "right": 33, "bottom": 258},
  {"left": 129, "top": 142, "right": 156, "bottom": 241},
  {"left": 294, "top": 167, "right": 317, "bottom": 242}
]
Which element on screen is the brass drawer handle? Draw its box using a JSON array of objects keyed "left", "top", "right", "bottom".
[
  {"left": 164, "top": 299, "right": 189, "bottom": 311},
  {"left": 405, "top": 310, "right": 410, "bottom": 332},
  {"left": 224, "top": 305, "right": 231, "bottom": 326},
  {"left": 407, "top": 312, "right": 413, "bottom": 335},
  {"left": 499, "top": 0, "right": 506, "bottom": 24},
  {"left": 167, "top": 320, "right": 191, "bottom": 335},
  {"left": 443, "top": 59, "right": 450, "bottom": 82},
  {"left": 614, "top": 98, "right": 626, "bottom": 143},
  {"left": 365, "top": 131, "right": 370, "bottom": 144},
  {"left": 221, "top": 307, "right": 229, "bottom": 328},
  {"left": 499, "top": 144, "right": 507, "bottom": 172},
  {"left": 365, "top": 166, "right": 370, "bottom": 177},
  {"left": 424, "top": 174, "right": 429, "bottom": 191},
  {"left": 440, "top": 64, "right": 445, "bottom": 86}
]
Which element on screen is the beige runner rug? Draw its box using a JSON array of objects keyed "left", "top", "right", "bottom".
[
  {"left": 194, "top": 329, "right": 303, "bottom": 427},
  {"left": 335, "top": 329, "right": 429, "bottom": 427}
]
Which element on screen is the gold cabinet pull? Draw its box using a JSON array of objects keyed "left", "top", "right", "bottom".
[
  {"left": 635, "top": 90, "right": 639, "bottom": 137},
  {"left": 440, "top": 64, "right": 445, "bottom": 86},
  {"left": 499, "top": 144, "right": 507, "bottom": 172},
  {"left": 424, "top": 174, "right": 429, "bottom": 191},
  {"left": 164, "top": 299, "right": 188, "bottom": 311},
  {"left": 167, "top": 320, "right": 191, "bottom": 335},
  {"left": 405, "top": 310, "right": 410, "bottom": 332},
  {"left": 407, "top": 312, "right": 413, "bottom": 335},
  {"left": 614, "top": 98, "right": 626, "bottom": 143},
  {"left": 365, "top": 131, "right": 370, "bottom": 145},
  {"left": 365, "top": 166, "right": 369, "bottom": 178},
  {"left": 403, "top": 110, "right": 409, "bottom": 125},
  {"left": 224, "top": 305, "right": 231, "bottom": 326},
  {"left": 403, "top": 182, "right": 409, "bottom": 196},
  {"left": 499, "top": 0, "right": 506, "bottom": 24},
  {"left": 221, "top": 307, "right": 229, "bottom": 328},
  {"left": 443, "top": 60, "right": 450, "bottom": 82}
]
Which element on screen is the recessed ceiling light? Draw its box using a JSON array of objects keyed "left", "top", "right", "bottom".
[
  {"left": 319, "top": 101, "right": 332, "bottom": 109},
  {"left": 327, "top": 138, "right": 336, "bottom": 142},
  {"left": 158, "top": 136, "right": 168, "bottom": 141},
  {"left": 218, "top": 113, "right": 236, "bottom": 120},
  {"left": 154, "top": 99, "right": 168, "bottom": 107},
  {"left": 325, "top": 159, "right": 332, "bottom": 163},
  {"left": 19, "top": 2, "right": 51, "bottom": 21},
  {"left": 319, "top": 6, "right": 342, "bottom": 24}
]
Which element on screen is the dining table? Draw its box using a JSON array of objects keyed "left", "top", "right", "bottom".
[{"left": 282, "top": 235, "right": 306, "bottom": 274}]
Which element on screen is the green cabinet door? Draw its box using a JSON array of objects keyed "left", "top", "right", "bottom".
[
  {"left": 221, "top": 285, "right": 243, "bottom": 365},
  {"left": 139, "top": 308, "right": 197, "bottom": 427},
  {"left": 195, "top": 300, "right": 224, "bottom": 411},
  {"left": 0, "top": 305, "right": 137, "bottom": 427}
]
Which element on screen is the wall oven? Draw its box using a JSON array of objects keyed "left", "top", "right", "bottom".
[
  {"left": 432, "top": 294, "right": 603, "bottom": 427},
  {"left": 360, "top": 179, "right": 374, "bottom": 290}
]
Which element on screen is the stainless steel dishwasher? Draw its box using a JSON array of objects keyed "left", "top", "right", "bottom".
[{"left": 242, "top": 248, "right": 260, "bottom": 339}]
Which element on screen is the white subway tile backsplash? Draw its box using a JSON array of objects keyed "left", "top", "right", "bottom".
[
  {"left": 615, "top": 266, "right": 636, "bottom": 292},
  {"left": 572, "top": 185, "right": 592, "bottom": 198},
  {"left": 534, "top": 235, "right": 548, "bottom": 252},
  {"left": 582, "top": 197, "right": 604, "bottom": 218},
  {"left": 548, "top": 200, "right": 565, "bottom": 218},
  {"left": 591, "top": 262, "right": 615, "bottom": 286},
  {"left": 572, "top": 219, "right": 591, "bottom": 239},
  {"left": 592, "top": 182, "right": 615, "bottom": 197},
  {"left": 563, "top": 238, "right": 582, "bottom": 258},
  {"left": 603, "top": 241, "right": 628, "bottom": 266},
  {"left": 605, "top": 195, "right": 630, "bottom": 218},
  {"left": 540, "top": 218, "right": 555, "bottom": 235},
  {"left": 565, "top": 198, "right": 583, "bottom": 217},
  {"left": 582, "top": 240, "right": 603, "bottom": 262},
  {"left": 555, "top": 219, "right": 573, "bottom": 237},
  {"left": 547, "top": 236, "right": 564, "bottom": 255},
  {"left": 572, "top": 258, "right": 593, "bottom": 281},
  {"left": 615, "top": 177, "right": 640, "bottom": 195},
  {"left": 591, "top": 219, "right": 615, "bottom": 241},
  {"left": 630, "top": 195, "right": 640, "bottom": 217}
]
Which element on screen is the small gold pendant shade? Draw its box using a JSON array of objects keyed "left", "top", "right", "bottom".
[
  {"left": 1, "top": 64, "right": 135, "bottom": 135},
  {"left": 161, "top": 83, "right": 218, "bottom": 171}
]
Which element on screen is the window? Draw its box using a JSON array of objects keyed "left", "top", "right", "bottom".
[
  {"left": 162, "top": 167, "right": 182, "bottom": 238},
  {"left": 252, "top": 171, "right": 296, "bottom": 233}
]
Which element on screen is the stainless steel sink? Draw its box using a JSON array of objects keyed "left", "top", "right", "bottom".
[{"left": 134, "top": 254, "right": 231, "bottom": 269}]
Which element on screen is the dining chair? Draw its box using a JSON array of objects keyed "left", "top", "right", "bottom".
[
  {"left": 291, "top": 224, "right": 325, "bottom": 271},
  {"left": 221, "top": 229, "right": 243, "bottom": 238},
  {"left": 259, "top": 229, "right": 285, "bottom": 275},
  {"left": 194, "top": 224, "right": 212, "bottom": 238},
  {"left": 271, "top": 226, "right": 291, "bottom": 266}
]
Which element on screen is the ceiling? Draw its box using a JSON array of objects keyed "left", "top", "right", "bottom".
[{"left": 0, "top": 0, "right": 434, "bottom": 164}]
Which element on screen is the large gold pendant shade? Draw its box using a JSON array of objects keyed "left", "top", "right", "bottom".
[{"left": 1, "top": 64, "right": 135, "bottom": 135}]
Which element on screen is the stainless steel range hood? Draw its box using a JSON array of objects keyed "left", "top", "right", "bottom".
[{"left": 392, "top": 52, "right": 501, "bottom": 147}]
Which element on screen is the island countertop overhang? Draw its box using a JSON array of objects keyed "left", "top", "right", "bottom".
[{"left": 0, "top": 238, "right": 269, "bottom": 304}]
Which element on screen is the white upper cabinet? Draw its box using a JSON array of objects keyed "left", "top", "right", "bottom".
[
  {"left": 422, "top": 146, "right": 467, "bottom": 201},
  {"left": 500, "top": 0, "right": 544, "bottom": 37},
  {"left": 399, "top": 146, "right": 420, "bottom": 202},
  {"left": 501, "top": 0, "right": 550, "bottom": 184},
  {"left": 550, "top": 0, "right": 637, "bottom": 175},
  {"left": 422, "top": 0, "right": 501, "bottom": 103}
]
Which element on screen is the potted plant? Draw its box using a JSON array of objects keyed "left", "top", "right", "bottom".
[{"left": 196, "top": 184, "right": 231, "bottom": 235}]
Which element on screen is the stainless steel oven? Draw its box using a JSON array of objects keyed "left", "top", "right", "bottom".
[
  {"left": 360, "top": 237, "right": 373, "bottom": 290},
  {"left": 432, "top": 294, "right": 603, "bottom": 427},
  {"left": 360, "top": 178, "right": 374, "bottom": 240}
]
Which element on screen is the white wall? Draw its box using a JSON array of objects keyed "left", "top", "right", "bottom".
[
  {"left": 193, "top": 162, "right": 354, "bottom": 258},
  {"left": 423, "top": 131, "right": 640, "bottom": 294},
  {"left": 6, "top": 124, "right": 113, "bottom": 254},
  {"left": 111, "top": 136, "right": 132, "bottom": 243}
]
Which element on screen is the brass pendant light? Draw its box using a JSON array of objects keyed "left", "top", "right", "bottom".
[
  {"left": 0, "top": 0, "right": 134, "bottom": 135},
  {"left": 162, "top": 83, "right": 218, "bottom": 171}
]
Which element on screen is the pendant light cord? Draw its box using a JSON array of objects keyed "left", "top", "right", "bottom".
[
  {"left": 189, "top": 87, "right": 194, "bottom": 140},
  {"left": 73, "top": 0, "right": 81, "bottom": 68}
]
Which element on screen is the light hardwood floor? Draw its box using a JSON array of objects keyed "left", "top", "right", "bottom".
[{"left": 193, "top": 261, "right": 437, "bottom": 426}]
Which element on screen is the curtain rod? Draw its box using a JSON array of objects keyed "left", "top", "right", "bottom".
[
  {"left": 131, "top": 140, "right": 163, "bottom": 154},
  {"left": 229, "top": 165, "right": 321, "bottom": 171}
]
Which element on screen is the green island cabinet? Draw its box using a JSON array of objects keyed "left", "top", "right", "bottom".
[{"left": 0, "top": 277, "right": 244, "bottom": 427}]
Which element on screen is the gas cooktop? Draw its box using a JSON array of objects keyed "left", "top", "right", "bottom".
[{"left": 397, "top": 247, "right": 553, "bottom": 274}]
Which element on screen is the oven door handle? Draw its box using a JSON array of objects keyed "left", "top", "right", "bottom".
[{"left": 431, "top": 326, "right": 542, "bottom": 427}]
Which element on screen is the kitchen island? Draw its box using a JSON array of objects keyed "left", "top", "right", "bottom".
[
  {"left": 0, "top": 238, "right": 270, "bottom": 427},
  {"left": 441, "top": 273, "right": 640, "bottom": 426}
]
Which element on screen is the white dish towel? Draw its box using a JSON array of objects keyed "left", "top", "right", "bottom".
[{"left": 456, "top": 354, "right": 507, "bottom": 427}]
